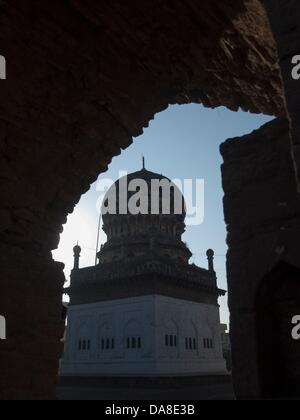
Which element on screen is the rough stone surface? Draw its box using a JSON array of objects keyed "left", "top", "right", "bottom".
[
  {"left": 221, "top": 118, "right": 300, "bottom": 399},
  {"left": 0, "top": 0, "right": 298, "bottom": 400},
  {"left": 263, "top": 1, "right": 300, "bottom": 183}
]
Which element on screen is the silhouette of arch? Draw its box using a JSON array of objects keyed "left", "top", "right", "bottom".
[
  {"left": 164, "top": 319, "right": 178, "bottom": 332},
  {"left": 256, "top": 261, "right": 300, "bottom": 399}
]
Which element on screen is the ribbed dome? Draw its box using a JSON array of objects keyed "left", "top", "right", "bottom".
[
  {"left": 98, "top": 167, "right": 191, "bottom": 265},
  {"left": 102, "top": 168, "right": 186, "bottom": 220}
]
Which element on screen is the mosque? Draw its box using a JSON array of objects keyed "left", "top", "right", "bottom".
[{"left": 61, "top": 164, "right": 227, "bottom": 377}]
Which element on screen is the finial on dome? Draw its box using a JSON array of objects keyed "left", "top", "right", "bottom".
[{"left": 142, "top": 155, "right": 146, "bottom": 170}]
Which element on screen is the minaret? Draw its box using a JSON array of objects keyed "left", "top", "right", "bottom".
[
  {"left": 73, "top": 243, "right": 81, "bottom": 270},
  {"left": 206, "top": 249, "right": 215, "bottom": 273}
]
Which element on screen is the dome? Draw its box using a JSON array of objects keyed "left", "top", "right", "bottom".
[
  {"left": 73, "top": 244, "right": 81, "bottom": 254},
  {"left": 102, "top": 168, "right": 186, "bottom": 220},
  {"left": 98, "top": 166, "right": 191, "bottom": 265}
]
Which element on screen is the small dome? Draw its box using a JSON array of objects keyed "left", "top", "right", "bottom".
[
  {"left": 73, "top": 244, "right": 81, "bottom": 254},
  {"left": 206, "top": 249, "right": 215, "bottom": 258}
]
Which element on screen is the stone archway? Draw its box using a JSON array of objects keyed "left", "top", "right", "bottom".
[
  {"left": 0, "top": 0, "right": 299, "bottom": 400},
  {"left": 256, "top": 262, "right": 300, "bottom": 399}
]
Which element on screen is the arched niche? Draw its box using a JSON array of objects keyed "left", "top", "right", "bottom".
[{"left": 256, "top": 261, "right": 300, "bottom": 399}]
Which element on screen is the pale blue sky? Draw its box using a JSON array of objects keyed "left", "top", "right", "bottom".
[{"left": 53, "top": 104, "right": 273, "bottom": 326}]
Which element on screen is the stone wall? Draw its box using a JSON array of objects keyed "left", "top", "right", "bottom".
[
  {"left": 221, "top": 117, "right": 300, "bottom": 398},
  {"left": 263, "top": 1, "right": 300, "bottom": 183},
  {"left": 0, "top": 244, "right": 65, "bottom": 399},
  {"left": 0, "top": 0, "right": 297, "bottom": 399}
]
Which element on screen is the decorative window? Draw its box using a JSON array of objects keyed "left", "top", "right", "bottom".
[
  {"left": 132, "top": 337, "right": 136, "bottom": 349},
  {"left": 99, "top": 322, "right": 115, "bottom": 354},
  {"left": 164, "top": 319, "right": 178, "bottom": 351},
  {"left": 184, "top": 322, "right": 198, "bottom": 351},
  {"left": 77, "top": 324, "right": 90, "bottom": 352},
  {"left": 126, "top": 336, "right": 142, "bottom": 349},
  {"left": 100, "top": 337, "right": 115, "bottom": 351},
  {"left": 203, "top": 338, "right": 214, "bottom": 349},
  {"left": 185, "top": 337, "right": 197, "bottom": 350},
  {"left": 165, "top": 334, "right": 177, "bottom": 348},
  {"left": 124, "top": 320, "right": 143, "bottom": 351}
]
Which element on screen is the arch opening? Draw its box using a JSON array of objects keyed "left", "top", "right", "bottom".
[
  {"left": 55, "top": 104, "right": 277, "bottom": 401},
  {"left": 54, "top": 104, "right": 273, "bottom": 328},
  {"left": 1, "top": 0, "right": 296, "bottom": 400}
]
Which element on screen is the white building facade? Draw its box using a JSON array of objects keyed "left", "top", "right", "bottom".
[{"left": 61, "top": 295, "right": 226, "bottom": 376}]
